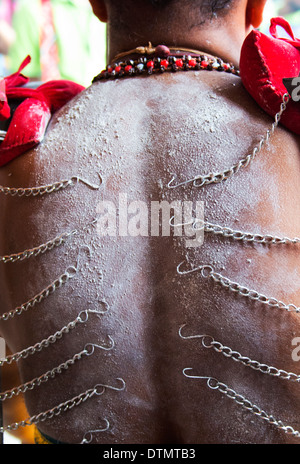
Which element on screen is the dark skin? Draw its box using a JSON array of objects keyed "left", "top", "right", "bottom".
[{"left": 0, "top": 0, "right": 300, "bottom": 444}]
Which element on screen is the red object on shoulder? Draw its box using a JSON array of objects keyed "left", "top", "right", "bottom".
[
  {"left": 0, "top": 56, "right": 84, "bottom": 167},
  {"left": 240, "top": 17, "right": 300, "bottom": 135}
]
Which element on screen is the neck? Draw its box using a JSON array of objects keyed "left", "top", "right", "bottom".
[
  {"left": 105, "top": 3, "right": 251, "bottom": 68},
  {"left": 107, "top": 30, "right": 246, "bottom": 68}
]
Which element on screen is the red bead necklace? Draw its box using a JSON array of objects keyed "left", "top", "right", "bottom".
[{"left": 92, "top": 44, "right": 239, "bottom": 83}]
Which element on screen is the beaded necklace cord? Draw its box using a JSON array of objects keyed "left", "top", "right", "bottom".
[{"left": 93, "top": 44, "right": 239, "bottom": 82}]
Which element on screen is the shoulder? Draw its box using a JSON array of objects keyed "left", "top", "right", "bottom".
[{"left": 0, "top": 70, "right": 298, "bottom": 184}]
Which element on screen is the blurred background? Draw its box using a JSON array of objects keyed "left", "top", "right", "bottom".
[
  {"left": 0, "top": 0, "right": 298, "bottom": 86},
  {"left": 0, "top": 0, "right": 107, "bottom": 86},
  {"left": 260, "top": 0, "right": 300, "bottom": 36},
  {"left": 0, "top": 0, "right": 299, "bottom": 446}
]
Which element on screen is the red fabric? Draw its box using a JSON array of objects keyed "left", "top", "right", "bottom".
[
  {"left": 0, "top": 55, "right": 30, "bottom": 121},
  {"left": 0, "top": 55, "right": 84, "bottom": 167},
  {"left": 0, "top": 99, "right": 51, "bottom": 167},
  {"left": 240, "top": 17, "right": 300, "bottom": 135}
]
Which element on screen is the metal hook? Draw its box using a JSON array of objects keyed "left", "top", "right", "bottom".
[
  {"left": 167, "top": 173, "right": 200, "bottom": 189},
  {"left": 89, "top": 217, "right": 98, "bottom": 229},
  {"left": 169, "top": 215, "right": 193, "bottom": 228},
  {"left": 97, "top": 299, "right": 110, "bottom": 314},
  {"left": 179, "top": 324, "right": 207, "bottom": 340},
  {"left": 94, "top": 385, "right": 106, "bottom": 396},
  {"left": 177, "top": 261, "right": 214, "bottom": 277},
  {"left": 183, "top": 367, "right": 210, "bottom": 380},
  {"left": 72, "top": 172, "right": 102, "bottom": 190},
  {"left": 169, "top": 215, "right": 205, "bottom": 234},
  {"left": 179, "top": 325, "right": 214, "bottom": 347},
  {"left": 176, "top": 260, "right": 201, "bottom": 275},
  {"left": 95, "top": 378, "right": 126, "bottom": 392},
  {"left": 81, "top": 419, "right": 110, "bottom": 444},
  {"left": 84, "top": 336, "right": 115, "bottom": 355},
  {"left": 87, "top": 306, "right": 110, "bottom": 317},
  {"left": 182, "top": 368, "right": 219, "bottom": 389},
  {"left": 78, "top": 305, "right": 110, "bottom": 324},
  {"left": 177, "top": 260, "right": 192, "bottom": 275}
]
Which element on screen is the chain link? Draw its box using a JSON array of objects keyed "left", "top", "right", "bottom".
[
  {"left": 171, "top": 216, "right": 300, "bottom": 246},
  {"left": 173, "top": 92, "right": 297, "bottom": 440},
  {"left": 0, "top": 309, "right": 91, "bottom": 366},
  {"left": 168, "top": 93, "right": 290, "bottom": 189},
  {"left": 0, "top": 264, "right": 77, "bottom": 321},
  {"left": 0, "top": 219, "right": 97, "bottom": 264},
  {"left": 0, "top": 230, "right": 77, "bottom": 264},
  {"left": 208, "top": 269, "right": 300, "bottom": 313},
  {"left": 0, "top": 340, "right": 114, "bottom": 401},
  {"left": 202, "top": 220, "right": 300, "bottom": 245},
  {"left": 0, "top": 379, "right": 125, "bottom": 432},
  {"left": 214, "top": 380, "right": 300, "bottom": 438},
  {"left": 0, "top": 385, "right": 103, "bottom": 432},
  {"left": 0, "top": 174, "right": 102, "bottom": 197},
  {"left": 177, "top": 261, "right": 300, "bottom": 313},
  {"left": 179, "top": 327, "right": 300, "bottom": 383},
  {"left": 0, "top": 346, "right": 90, "bottom": 401},
  {"left": 0, "top": 178, "right": 75, "bottom": 197},
  {"left": 183, "top": 369, "right": 300, "bottom": 439}
]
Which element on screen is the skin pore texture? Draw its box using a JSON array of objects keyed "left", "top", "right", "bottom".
[{"left": 0, "top": 0, "right": 300, "bottom": 444}]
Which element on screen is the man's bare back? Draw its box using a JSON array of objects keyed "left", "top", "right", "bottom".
[{"left": 0, "top": 67, "right": 300, "bottom": 444}]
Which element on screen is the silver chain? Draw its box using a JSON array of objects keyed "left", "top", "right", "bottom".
[
  {"left": 0, "top": 246, "right": 91, "bottom": 321},
  {"left": 0, "top": 341, "right": 114, "bottom": 401},
  {"left": 168, "top": 93, "right": 290, "bottom": 189},
  {"left": 0, "top": 173, "right": 102, "bottom": 197},
  {"left": 0, "top": 219, "right": 97, "bottom": 264},
  {"left": 183, "top": 369, "right": 300, "bottom": 438},
  {"left": 0, "top": 263, "right": 77, "bottom": 321},
  {"left": 0, "top": 230, "right": 77, "bottom": 264},
  {"left": 210, "top": 268, "right": 300, "bottom": 313},
  {"left": 0, "top": 378, "right": 125, "bottom": 432},
  {"left": 0, "top": 310, "right": 86, "bottom": 366},
  {"left": 201, "top": 220, "right": 300, "bottom": 245},
  {"left": 0, "top": 309, "right": 108, "bottom": 366},
  {"left": 177, "top": 261, "right": 300, "bottom": 313},
  {"left": 0, "top": 91, "right": 291, "bottom": 439},
  {"left": 2, "top": 387, "right": 100, "bottom": 432},
  {"left": 172, "top": 93, "right": 298, "bottom": 439},
  {"left": 179, "top": 326, "right": 300, "bottom": 383},
  {"left": 0, "top": 178, "right": 75, "bottom": 197},
  {"left": 0, "top": 385, "right": 104, "bottom": 432},
  {"left": 170, "top": 216, "right": 300, "bottom": 246}
]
